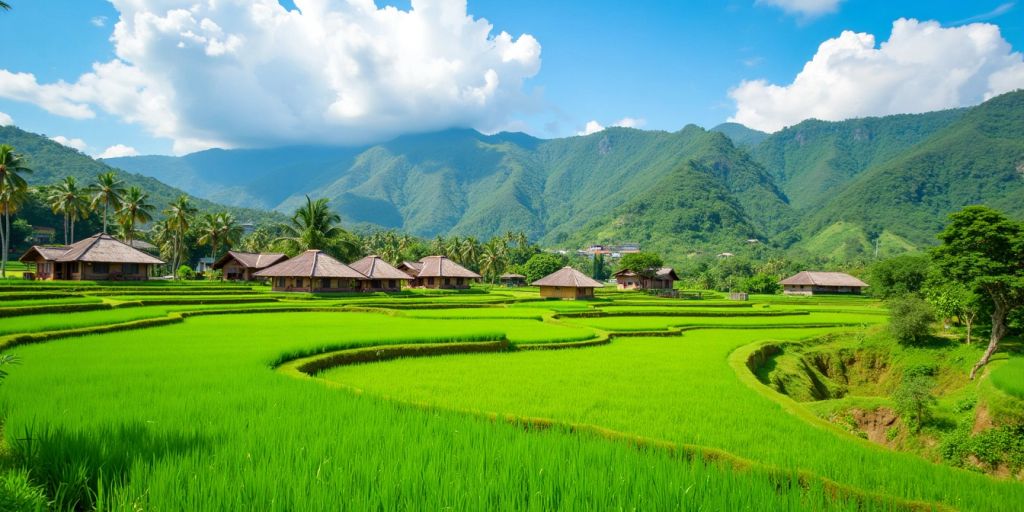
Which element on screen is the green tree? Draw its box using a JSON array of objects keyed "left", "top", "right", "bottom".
[
  {"left": 888, "top": 295, "right": 935, "bottom": 345},
  {"left": 618, "top": 252, "right": 664, "bottom": 277},
  {"left": 868, "top": 254, "right": 930, "bottom": 298},
  {"left": 521, "top": 252, "right": 567, "bottom": 283},
  {"left": 931, "top": 206, "right": 1024, "bottom": 379},
  {"left": 163, "top": 195, "right": 197, "bottom": 279},
  {"left": 46, "top": 176, "right": 90, "bottom": 244},
  {"left": 892, "top": 373, "right": 936, "bottom": 433},
  {"left": 741, "top": 273, "right": 781, "bottom": 294},
  {"left": 275, "top": 196, "right": 359, "bottom": 260},
  {"left": 239, "top": 225, "right": 275, "bottom": 253},
  {"left": 591, "top": 253, "right": 610, "bottom": 281},
  {"left": 197, "top": 212, "right": 243, "bottom": 261},
  {"left": 0, "top": 144, "right": 31, "bottom": 277},
  {"left": 89, "top": 171, "right": 125, "bottom": 234},
  {"left": 924, "top": 280, "right": 981, "bottom": 343},
  {"left": 116, "top": 186, "right": 154, "bottom": 246}
]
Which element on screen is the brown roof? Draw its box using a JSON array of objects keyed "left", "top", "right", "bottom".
[
  {"left": 253, "top": 250, "right": 366, "bottom": 279},
  {"left": 779, "top": 271, "right": 868, "bottom": 288},
  {"left": 500, "top": 273, "right": 526, "bottom": 279},
  {"left": 348, "top": 255, "right": 413, "bottom": 280},
  {"left": 414, "top": 256, "right": 481, "bottom": 279},
  {"left": 532, "top": 266, "right": 604, "bottom": 288},
  {"left": 213, "top": 251, "right": 289, "bottom": 271},
  {"left": 20, "top": 233, "right": 163, "bottom": 265},
  {"left": 613, "top": 267, "right": 679, "bottom": 281},
  {"left": 20, "top": 245, "right": 71, "bottom": 262}
]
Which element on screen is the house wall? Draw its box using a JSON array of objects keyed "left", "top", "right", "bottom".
[
  {"left": 360, "top": 279, "right": 403, "bottom": 292},
  {"left": 270, "top": 276, "right": 361, "bottom": 293},
  {"left": 221, "top": 261, "right": 251, "bottom": 281},
  {"left": 414, "top": 276, "right": 472, "bottom": 289},
  {"left": 539, "top": 286, "right": 594, "bottom": 300},
  {"left": 78, "top": 262, "right": 152, "bottom": 281},
  {"left": 783, "top": 284, "right": 863, "bottom": 296},
  {"left": 616, "top": 276, "right": 640, "bottom": 290}
]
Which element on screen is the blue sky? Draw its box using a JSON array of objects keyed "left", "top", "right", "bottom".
[{"left": 0, "top": 0, "right": 1021, "bottom": 156}]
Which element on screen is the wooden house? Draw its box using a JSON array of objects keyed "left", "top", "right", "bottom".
[
  {"left": 613, "top": 267, "right": 679, "bottom": 290},
  {"left": 348, "top": 255, "right": 412, "bottom": 292},
  {"left": 499, "top": 273, "right": 527, "bottom": 287},
  {"left": 212, "top": 251, "right": 289, "bottom": 281},
  {"left": 779, "top": 271, "right": 868, "bottom": 296},
  {"left": 19, "top": 233, "right": 164, "bottom": 281},
  {"left": 398, "top": 256, "right": 480, "bottom": 289},
  {"left": 253, "top": 250, "right": 365, "bottom": 292},
  {"left": 532, "top": 266, "right": 604, "bottom": 299}
]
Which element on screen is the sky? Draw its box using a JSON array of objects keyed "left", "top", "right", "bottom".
[{"left": 0, "top": 0, "right": 1021, "bottom": 157}]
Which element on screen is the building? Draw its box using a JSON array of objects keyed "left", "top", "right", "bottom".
[
  {"left": 19, "top": 233, "right": 164, "bottom": 281},
  {"left": 779, "top": 271, "right": 868, "bottom": 296},
  {"left": 195, "top": 257, "right": 215, "bottom": 274},
  {"left": 253, "top": 250, "right": 365, "bottom": 292},
  {"left": 582, "top": 243, "right": 641, "bottom": 259},
  {"left": 212, "top": 251, "right": 289, "bottom": 281},
  {"left": 348, "top": 255, "right": 412, "bottom": 292},
  {"left": 613, "top": 267, "right": 679, "bottom": 290},
  {"left": 398, "top": 256, "right": 480, "bottom": 289},
  {"left": 499, "top": 273, "right": 527, "bottom": 287},
  {"left": 30, "top": 226, "right": 55, "bottom": 244},
  {"left": 532, "top": 266, "right": 604, "bottom": 299}
]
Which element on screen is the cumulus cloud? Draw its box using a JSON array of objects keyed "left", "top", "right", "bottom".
[
  {"left": 0, "top": 111, "right": 12, "bottom": 126},
  {"left": 728, "top": 18, "right": 1024, "bottom": 132},
  {"left": 0, "top": 0, "right": 542, "bottom": 154},
  {"left": 97, "top": 144, "right": 138, "bottom": 159},
  {"left": 50, "top": 135, "right": 88, "bottom": 152},
  {"left": 91, "top": 16, "right": 107, "bottom": 27},
  {"left": 576, "top": 117, "right": 645, "bottom": 136},
  {"left": 756, "top": 0, "right": 843, "bottom": 18}
]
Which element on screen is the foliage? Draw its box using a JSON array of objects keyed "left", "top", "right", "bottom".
[
  {"left": 44, "top": 176, "right": 90, "bottom": 244},
  {"left": 275, "top": 196, "right": 359, "bottom": 261},
  {"left": 176, "top": 265, "right": 194, "bottom": 280},
  {"left": 115, "top": 185, "right": 153, "bottom": 245},
  {"left": 942, "top": 422, "right": 1024, "bottom": 473},
  {"left": 519, "top": 253, "right": 566, "bottom": 283},
  {"left": 0, "top": 469, "right": 48, "bottom": 511},
  {"left": 617, "top": 252, "right": 663, "bottom": 277},
  {"left": 923, "top": 279, "right": 982, "bottom": 342},
  {"left": 0, "top": 144, "right": 32, "bottom": 278},
  {"left": 892, "top": 374, "right": 935, "bottom": 433},
  {"left": 741, "top": 273, "right": 781, "bottom": 294},
  {"left": 867, "top": 254, "right": 930, "bottom": 298},
  {"left": 887, "top": 295, "right": 934, "bottom": 345},
  {"left": 88, "top": 171, "right": 125, "bottom": 234}
]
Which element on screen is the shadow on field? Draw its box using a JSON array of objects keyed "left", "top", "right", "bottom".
[{"left": 7, "top": 422, "right": 209, "bottom": 510}]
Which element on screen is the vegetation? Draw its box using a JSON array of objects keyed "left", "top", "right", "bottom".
[
  {"left": 887, "top": 295, "right": 935, "bottom": 344},
  {"left": 0, "top": 144, "right": 32, "bottom": 278}
]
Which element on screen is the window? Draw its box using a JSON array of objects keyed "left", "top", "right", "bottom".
[
  {"left": 388, "top": 280, "right": 395, "bottom": 289},
  {"left": 444, "top": 278, "right": 451, "bottom": 286},
  {"left": 276, "top": 277, "right": 285, "bottom": 288},
  {"left": 321, "top": 278, "right": 330, "bottom": 289},
  {"left": 92, "top": 263, "right": 110, "bottom": 274},
  {"left": 427, "top": 277, "right": 435, "bottom": 285},
  {"left": 296, "top": 278, "right": 304, "bottom": 288},
  {"left": 123, "top": 263, "right": 139, "bottom": 274}
]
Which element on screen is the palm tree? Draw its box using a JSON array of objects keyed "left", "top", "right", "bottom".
[
  {"left": 459, "top": 236, "right": 480, "bottom": 269},
  {"left": 0, "top": 145, "right": 32, "bottom": 277},
  {"left": 197, "top": 212, "right": 243, "bottom": 261},
  {"left": 116, "top": 186, "right": 153, "bottom": 246},
  {"left": 46, "top": 176, "right": 90, "bottom": 244},
  {"left": 163, "top": 195, "right": 196, "bottom": 278},
  {"left": 0, "top": 3, "right": 11, "bottom": 11},
  {"left": 217, "top": 212, "right": 243, "bottom": 255},
  {"left": 479, "top": 243, "right": 505, "bottom": 283},
  {"left": 275, "top": 196, "right": 357, "bottom": 258},
  {"left": 90, "top": 172, "right": 125, "bottom": 234}
]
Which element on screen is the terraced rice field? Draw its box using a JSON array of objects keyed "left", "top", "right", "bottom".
[{"left": 0, "top": 281, "right": 1020, "bottom": 510}]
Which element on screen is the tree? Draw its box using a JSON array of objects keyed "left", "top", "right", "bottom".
[
  {"left": 89, "top": 172, "right": 125, "bottom": 234},
  {"left": 618, "top": 252, "right": 664, "bottom": 278},
  {"left": 924, "top": 281, "right": 981, "bottom": 343},
  {"left": 888, "top": 295, "right": 934, "bottom": 345},
  {"left": 741, "top": 273, "right": 781, "bottom": 294},
  {"left": 868, "top": 254, "right": 930, "bottom": 298},
  {"left": 275, "top": 196, "right": 359, "bottom": 260},
  {"left": 892, "top": 372, "right": 936, "bottom": 433},
  {"left": 163, "top": 195, "right": 197, "bottom": 279},
  {"left": 45, "top": 176, "right": 90, "bottom": 244},
  {"left": 0, "top": 144, "right": 31, "bottom": 278},
  {"left": 520, "top": 253, "right": 567, "bottom": 283},
  {"left": 239, "top": 226, "right": 275, "bottom": 253},
  {"left": 116, "top": 186, "right": 154, "bottom": 246},
  {"left": 592, "top": 253, "right": 610, "bottom": 281},
  {"left": 931, "top": 206, "right": 1024, "bottom": 379}
]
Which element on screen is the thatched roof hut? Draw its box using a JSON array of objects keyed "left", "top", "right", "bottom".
[
  {"left": 254, "top": 250, "right": 364, "bottom": 292},
  {"left": 348, "top": 255, "right": 412, "bottom": 291},
  {"left": 212, "top": 251, "right": 289, "bottom": 281},
  {"left": 614, "top": 267, "right": 679, "bottom": 290},
  {"left": 499, "top": 273, "right": 527, "bottom": 286},
  {"left": 532, "top": 266, "right": 603, "bottom": 299},
  {"left": 19, "top": 233, "right": 164, "bottom": 281},
  {"left": 400, "top": 255, "right": 480, "bottom": 289},
  {"left": 779, "top": 271, "right": 868, "bottom": 296}
]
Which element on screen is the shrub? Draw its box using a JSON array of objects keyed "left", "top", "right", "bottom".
[
  {"left": 868, "top": 254, "right": 930, "bottom": 298},
  {"left": 206, "top": 269, "right": 223, "bottom": 281},
  {"left": 176, "top": 265, "right": 195, "bottom": 280},
  {"left": 740, "top": 273, "right": 780, "bottom": 294},
  {"left": 892, "top": 374, "right": 935, "bottom": 433},
  {"left": 887, "top": 295, "right": 934, "bottom": 344}
]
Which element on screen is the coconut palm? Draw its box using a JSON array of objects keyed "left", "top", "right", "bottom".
[
  {"left": 197, "top": 212, "right": 243, "bottom": 261},
  {"left": 163, "top": 195, "right": 197, "bottom": 278},
  {"left": 478, "top": 242, "right": 506, "bottom": 283},
  {"left": 116, "top": 186, "right": 153, "bottom": 246},
  {"left": 0, "top": 144, "right": 32, "bottom": 277},
  {"left": 90, "top": 172, "right": 126, "bottom": 234},
  {"left": 275, "top": 196, "right": 358, "bottom": 259},
  {"left": 46, "top": 176, "right": 90, "bottom": 244}
]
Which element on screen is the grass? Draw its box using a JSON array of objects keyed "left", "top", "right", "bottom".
[{"left": 991, "top": 358, "right": 1024, "bottom": 399}]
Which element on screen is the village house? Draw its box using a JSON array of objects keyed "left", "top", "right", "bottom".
[
  {"left": 613, "top": 267, "right": 679, "bottom": 290},
  {"left": 499, "top": 273, "right": 527, "bottom": 287},
  {"left": 348, "top": 255, "right": 412, "bottom": 292},
  {"left": 19, "top": 233, "right": 164, "bottom": 281},
  {"left": 212, "top": 251, "right": 289, "bottom": 281},
  {"left": 253, "top": 250, "right": 365, "bottom": 292},
  {"left": 779, "top": 271, "right": 868, "bottom": 296},
  {"left": 398, "top": 256, "right": 480, "bottom": 289},
  {"left": 533, "top": 266, "right": 604, "bottom": 299}
]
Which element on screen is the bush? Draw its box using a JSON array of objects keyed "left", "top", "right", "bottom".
[
  {"left": 868, "top": 254, "right": 930, "bottom": 298},
  {"left": 176, "top": 265, "right": 195, "bottom": 280},
  {"left": 888, "top": 295, "right": 934, "bottom": 344},
  {"left": 520, "top": 253, "right": 567, "bottom": 283},
  {"left": 740, "top": 273, "right": 780, "bottom": 294},
  {"left": 206, "top": 269, "right": 223, "bottom": 281},
  {"left": 892, "top": 373, "right": 935, "bottom": 432}
]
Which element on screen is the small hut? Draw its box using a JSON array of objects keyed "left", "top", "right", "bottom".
[
  {"left": 499, "top": 273, "right": 527, "bottom": 287},
  {"left": 532, "top": 266, "right": 604, "bottom": 299},
  {"left": 400, "top": 256, "right": 480, "bottom": 289},
  {"left": 19, "top": 233, "right": 164, "bottom": 281},
  {"left": 779, "top": 271, "right": 868, "bottom": 296},
  {"left": 253, "top": 250, "right": 365, "bottom": 292},
  {"left": 348, "top": 255, "right": 413, "bottom": 292},
  {"left": 212, "top": 251, "right": 289, "bottom": 281},
  {"left": 613, "top": 267, "right": 679, "bottom": 290}
]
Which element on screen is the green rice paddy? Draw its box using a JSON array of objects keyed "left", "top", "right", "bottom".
[{"left": 0, "top": 280, "right": 1019, "bottom": 510}]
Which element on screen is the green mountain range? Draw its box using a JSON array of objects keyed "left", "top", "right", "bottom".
[{"left": 31, "top": 90, "right": 1024, "bottom": 260}]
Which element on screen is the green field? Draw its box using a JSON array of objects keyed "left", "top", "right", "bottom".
[{"left": 0, "top": 281, "right": 1020, "bottom": 510}]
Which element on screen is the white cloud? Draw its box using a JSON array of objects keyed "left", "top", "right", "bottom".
[
  {"left": 91, "top": 16, "right": 108, "bottom": 27},
  {"left": 50, "top": 135, "right": 88, "bottom": 152},
  {"left": 728, "top": 18, "right": 1024, "bottom": 132},
  {"left": 576, "top": 117, "right": 645, "bottom": 136},
  {"left": 0, "top": 0, "right": 542, "bottom": 154},
  {"left": 97, "top": 144, "right": 138, "bottom": 159},
  {"left": 0, "top": 111, "right": 11, "bottom": 126},
  {"left": 756, "top": 0, "right": 843, "bottom": 18},
  {"left": 951, "top": 2, "right": 1015, "bottom": 25}
]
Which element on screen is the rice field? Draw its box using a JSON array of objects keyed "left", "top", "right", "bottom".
[{"left": 0, "top": 281, "right": 1019, "bottom": 510}]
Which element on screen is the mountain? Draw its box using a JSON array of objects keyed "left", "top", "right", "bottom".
[
  {"left": 711, "top": 122, "right": 769, "bottom": 148},
  {"left": 0, "top": 126, "right": 281, "bottom": 225}
]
